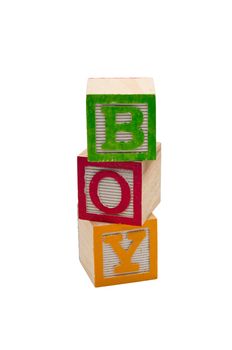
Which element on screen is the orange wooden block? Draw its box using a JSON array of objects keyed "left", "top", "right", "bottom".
[{"left": 78, "top": 214, "right": 158, "bottom": 287}]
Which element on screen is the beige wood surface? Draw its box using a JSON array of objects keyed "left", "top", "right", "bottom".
[
  {"left": 78, "top": 219, "right": 95, "bottom": 283},
  {"left": 142, "top": 143, "right": 161, "bottom": 223},
  {"left": 87, "top": 78, "right": 155, "bottom": 95}
]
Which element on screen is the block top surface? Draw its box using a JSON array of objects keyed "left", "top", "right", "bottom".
[{"left": 87, "top": 78, "right": 155, "bottom": 95}]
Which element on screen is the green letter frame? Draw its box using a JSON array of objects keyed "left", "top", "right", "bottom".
[{"left": 86, "top": 94, "right": 156, "bottom": 161}]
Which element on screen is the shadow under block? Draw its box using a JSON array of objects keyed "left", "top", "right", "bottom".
[
  {"left": 78, "top": 214, "right": 158, "bottom": 287},
  {"left": 86, "top": 78, "right": 156, "bottom": 162},
  {"left": 77, "top": 143, "right": 161, "bottom": 226}
]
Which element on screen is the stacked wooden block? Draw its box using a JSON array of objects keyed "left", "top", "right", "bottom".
[{"left": 77, "top": 78, "right": 161, "bottom": 287}]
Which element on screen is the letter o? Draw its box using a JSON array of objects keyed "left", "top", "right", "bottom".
[{"left": 89, "top": 170, "right": 131, "bottom": 214}]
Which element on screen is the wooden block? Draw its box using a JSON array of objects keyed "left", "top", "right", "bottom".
[
  {"left": 77, "top": 143, "right": 161, "bottom": 226},
  {"left": 78, "top": 214, "right": 158, "bottom": 287},
  {"left": 86, "top": 78, "right": 156, "bottom": 162}
]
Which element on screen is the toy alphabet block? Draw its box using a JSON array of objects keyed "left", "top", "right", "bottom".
[
  {"left": 86, "top": 78, "right": 156, "bottom": 162},
  {"left": 77, "top": 143, "right": 161, "bottom": 226},
  {"left": 78, "top": 214, "right": 158, "bottom": 287}
]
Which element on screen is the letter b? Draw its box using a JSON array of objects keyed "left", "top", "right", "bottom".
[{"left": 101, "top": 106, "right": 144, "bottom": 151}]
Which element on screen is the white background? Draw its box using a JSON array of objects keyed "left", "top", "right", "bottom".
[{"left": 0, "top": 0, "right": 232, "bottom": 349}]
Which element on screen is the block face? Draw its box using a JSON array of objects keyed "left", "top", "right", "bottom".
[
  {"left": 87, "top": 94, "right": 156, "bottom": 161},
  {"left": 93, "top": 217, "right": 157, "bottom": 287},
  {"left": 77, "top": 155, "right": 142, "bottom": 225}
]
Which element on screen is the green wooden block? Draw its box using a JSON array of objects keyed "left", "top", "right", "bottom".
[{"left": 86, "top": 78, "right": 156, "bottom": 162}]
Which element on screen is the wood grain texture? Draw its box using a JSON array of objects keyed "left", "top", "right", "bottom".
[
  {"left": 78, "top": 219, "right": 94, "bottom": 283},
  {"left": 142, "top": 142, "right": 161, "bottom": 223},
  {"left": 87, "top": 78, "right": 155, "bottom": 95}
]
